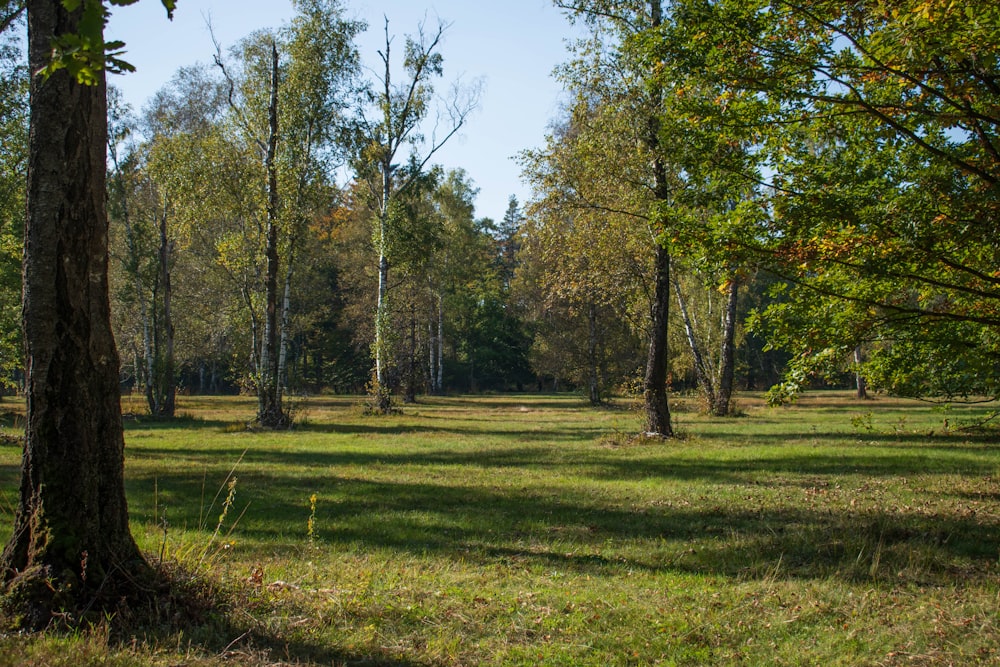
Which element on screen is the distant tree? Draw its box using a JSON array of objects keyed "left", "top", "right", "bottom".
[
  {"left": 351, "top": 17, "right": 480, "bottom": 413},
  {"left": 211, "top": 0, "right": 361, "bottom": 425},
  {"left": 496, "top": 195, "right": 524, "bottom": 289}
]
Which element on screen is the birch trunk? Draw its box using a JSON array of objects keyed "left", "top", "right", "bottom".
[
  {"left": 672, "top": 272, "right": 716, "bottom": 409},
  {"left": 257, "top": 40, "right": 289, "bottom": 428}
]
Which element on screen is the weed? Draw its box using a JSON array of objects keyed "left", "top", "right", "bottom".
[
  {"left": 307, "top": 493, "right": 318, "bottom": 544},
  {"left": 850, "top": 411, "right": 874, "bottom": 433}
]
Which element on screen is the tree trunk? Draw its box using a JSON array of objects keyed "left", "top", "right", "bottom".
[
  {"left": 156, "top": 204, "right": 175, "bottom": 418},
  {"left": 711, "top": 278, "right": 739, "bottom": 417},
  {"left": 587, "top": 301, "right": 601, "bottom": 405},
  {"left": 257, "top": 41, "right": 289, "bottom": 428},
  {"left": 1, "top": 0, "right": 148, "bottom": 629},
  {"left": 672, "top": 271, "right": 716, "bottom": 409},
  {"left": 641, "top": 0, "right": 673, "bottom": 438},
  {"left": 373, "top": 241, "right": 391, "bottom": 411},
  {"left": 276, "top": 249, "right": 294, "bottom": 408},
  {"left": 644, "top": 243, "right": 673, "bottom": 436},
  {"left": 427, "top": 302, "right": 436, "bottom": 395},
  {"left": 854, "top": 345, "right": 868, "bottom": 400},
  {"left": 404, "top": 302, "right": 417, "bottom": 403},
  {"left": 436, "top": 293, "right": 444, "bottom": 394}
]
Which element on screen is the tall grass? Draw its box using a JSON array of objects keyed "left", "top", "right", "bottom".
[{"left": 0, "top": 391, "right": 998, "bottom": 665}]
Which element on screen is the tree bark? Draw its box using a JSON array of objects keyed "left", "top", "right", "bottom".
[
  {"left": 156, "top": 204, "right": 175, "bottom": 417},
  {"left": 644, "top": 243, "right": 673, "bottom": 436},
  {"left": 854, "top": 345, "right": 868, "bottom": 400},
  {"left": 436, "top": 293, "right": 444, "bottom": 394},
  {"left": 2, "top": 0, "right": 148, "bottom": 629},
  {"left": 672, "top": 271, "right": 716, "bottom": 409},
  {"left": 404, "top": 302, "right": 417, "bottom": 403},
  {"left": 712, "top": 278, "right": 739, "bottom": 417},
  {"left": 641, "top": 0, "right": 673, "bottom": 437},
  {"left": 587, "top": 301, "right": 601, "bottom": 405},
  {"left": 257, "top": 40, "right": 289, "bottom": 428}
]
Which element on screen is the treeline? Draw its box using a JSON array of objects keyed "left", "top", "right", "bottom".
[{"left": 2, "top": 0, "right": 998, "bottom": 427}]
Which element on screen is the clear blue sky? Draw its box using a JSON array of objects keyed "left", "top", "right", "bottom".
[{"left": 107, "top": 0, "right": 583, "bottom": 222}]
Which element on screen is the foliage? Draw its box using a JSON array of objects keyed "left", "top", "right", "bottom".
[
  {"left": 40, "top": 0, "right": 176, "bottom": 83},
  {"left": 350, "top": 17, "right": 481, "bottom": 409},
  {"left": 0, "top": 23, "right": 25, "bottom": 389},
  {"left": 656, "top": 0, "right": 1000, "bottom": 401}
]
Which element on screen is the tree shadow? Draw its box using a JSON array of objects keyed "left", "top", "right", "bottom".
[
  {"left": 119, "top": 572, "right": 432, "bottom": 667},
  {"left": 126, "top": 455, "right": 1000, "bottom": 588}
]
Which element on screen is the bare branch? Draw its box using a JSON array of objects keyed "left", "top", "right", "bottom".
[{"left": 209, "top": 20, "right": 268, "bottom": 159}]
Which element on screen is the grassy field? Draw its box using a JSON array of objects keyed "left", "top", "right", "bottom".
[{"left": 0, "top": 391, "right": 998, "bottom": 665}]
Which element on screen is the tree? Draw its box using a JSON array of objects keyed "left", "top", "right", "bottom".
[
  {"left": 1, "top": 0, "right": 173, "bottom": 629},
  {"left": 515, "top": 199, "right": 646, "bottom": 402},
  {"left": 211, "top": 0, "right": 361, "bottom": 425},
  {"left": 545, "top": 0, "right": 675, "bottom": 435},
  {"left": 496, "top": 195, "right": 524, "bottom": 290},
  {"left": 661, "top": 0, "right": 1000, "bottom": 402},
  {"left": 108, "top": 87, "right": 184, "bottom": 417},
  {"left": 352, "top": 17, "right": 480, "bottom": 413}
]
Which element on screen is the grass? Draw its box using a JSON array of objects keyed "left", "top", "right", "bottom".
[{"left": 0, "top": 391, "right": 999, "bottom": 665}]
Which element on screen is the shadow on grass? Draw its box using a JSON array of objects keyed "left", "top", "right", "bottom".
[
  {"left": 124, "top": 415, "right": 610, "bottom": 444},
  {"left": 124, "top": 583, "right": 431, "bottom": 667},
  {"left": 128, "top": 439, "right": 996, "bottom": 483},
  {"left": 694, "top": 426, "right": 1000, "bottom": 447},
  {"left": 100, "top": 396, "right": 1000, "bottom": 597},
  {"left": 127, "top": 457, "right": 1000, "bottom": 588}
]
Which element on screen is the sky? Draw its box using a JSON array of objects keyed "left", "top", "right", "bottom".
[{"left": 107, "top": 0, "right": 584, "bottom": 222}]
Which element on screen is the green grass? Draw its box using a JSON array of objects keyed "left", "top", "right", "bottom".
[{"left": 1, "top": 391, "right": 999, "bottom": 665}]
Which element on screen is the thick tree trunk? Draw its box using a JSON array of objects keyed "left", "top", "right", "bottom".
[
  {"left": 641, "top": 0, "right": 673, "bottom": 438},
  {"left": 1, "top": 0, "right": 148, "bottom": 629}
]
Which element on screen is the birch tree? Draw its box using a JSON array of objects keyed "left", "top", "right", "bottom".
[
  {"left": 550, "top": 0, "right": 676, "bottom": 435},
  {"left": 213, "top": 0, "right": 361, "bottom": 426},
  {"left": 352, "top": 17, "right": 480, "bottom": 413}
]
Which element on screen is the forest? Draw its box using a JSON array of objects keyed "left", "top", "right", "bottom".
[{"left": 0, "top": 0, "right": 995, "bottom": 429}]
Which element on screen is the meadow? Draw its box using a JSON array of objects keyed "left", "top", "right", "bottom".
[{"left": 0, "top": 391, "right": 998, "bottom": 666}]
